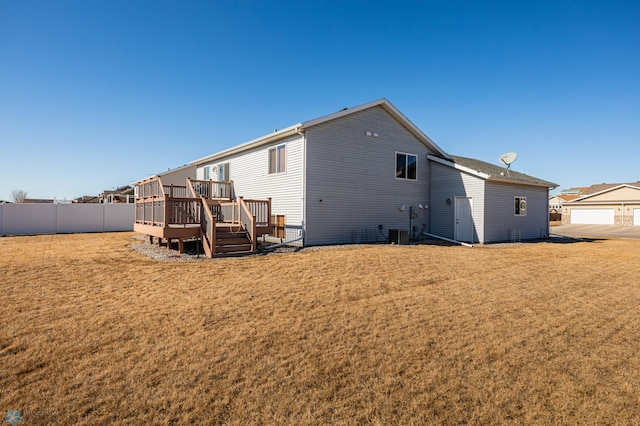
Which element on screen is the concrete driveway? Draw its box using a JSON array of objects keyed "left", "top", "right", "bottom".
[{"left": 551, "top": 224, "right": 640, "bottom": 240}]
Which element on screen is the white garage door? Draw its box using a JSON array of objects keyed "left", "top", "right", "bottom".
[
  {"left": 634, "top": 209, "right": 640, "bottom": 226},
  {"left": 570, "top": 208, "right": 615, "bottom": 225}
]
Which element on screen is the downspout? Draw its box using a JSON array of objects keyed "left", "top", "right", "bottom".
[
  {"left": 263, "top": 234, "right": 305, "bottom": 251},
  {"left": 423, "top": 232, "right": 473, "bottom": 247},
  {"left": 297, "top": 126, "right": 307, "bottom": 246}
]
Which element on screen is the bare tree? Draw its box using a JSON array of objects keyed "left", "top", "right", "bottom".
[{"left": 11, "top": 189, "right": 28, "bottom": 203}]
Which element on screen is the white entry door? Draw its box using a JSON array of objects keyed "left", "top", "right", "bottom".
[{"left": 455, "top": 197, "right": 474, "bottom": 242}]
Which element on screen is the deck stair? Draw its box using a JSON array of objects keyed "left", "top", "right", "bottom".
[{"left": 212, "top": 225, "right": 255, "bottom": 257}]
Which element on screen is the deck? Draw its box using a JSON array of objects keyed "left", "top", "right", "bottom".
[{"left": 134, "top": 177, "right": 272, "bottom": 257}]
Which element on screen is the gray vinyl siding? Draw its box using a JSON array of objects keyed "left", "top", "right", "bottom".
[
  {"left": 429, "top": 161, "right": 485, "bottom": 243},
  {"left": 159, "top": 165, "right": 196, "bottom": 186},
  {"left": 484, "top": 182, "right": 550, "bottom": 242},
  {"left": 196, "top": 134, "right": 304, "bottom": 231},
  {"left": 304, "top": 106, "right": 435, "bottom": 245}
]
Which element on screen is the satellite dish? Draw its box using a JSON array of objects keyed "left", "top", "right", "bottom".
[
  {"left": 499, "top": 152, "right": 518, "bottom": 166},
  {"left": 498, "top": 152, "right": 517, "bottom": 177}
]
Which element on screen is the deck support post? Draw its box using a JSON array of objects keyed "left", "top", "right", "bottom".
[{"left": 178, "top": 239, "right": 184, "bottom": 254}]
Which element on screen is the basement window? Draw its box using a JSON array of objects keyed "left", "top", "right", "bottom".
[
  {"left": 269, "top": 144, "right": 286, "bottom": 174},
  {"left": 396, "top": 152, "right": 417, "bottom": 180},
  {"left": 515, "top": 196, "right": 527, "bottom": 216}
]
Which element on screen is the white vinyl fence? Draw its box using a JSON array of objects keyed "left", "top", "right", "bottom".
[{"left": 0, "top": 203, "right": 135, "bottom": 236}]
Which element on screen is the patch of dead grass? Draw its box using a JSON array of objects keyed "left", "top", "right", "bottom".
[{"left": 1, "top": 232, "right": 640, "bottom": 424}]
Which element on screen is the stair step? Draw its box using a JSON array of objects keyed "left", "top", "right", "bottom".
[
  {"left": 216, "top": 238, "right": 251, "bottom": 245},
  {"left": 216, "top": 231, "right": 248, "bottom": 238},
  {"left": 211, "top": 250, "right": 256, "bottom": 258},
  {"left": 215, "top": 244, "right": 254, "bottom": 253}
]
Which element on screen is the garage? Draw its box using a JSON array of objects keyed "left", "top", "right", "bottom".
[
  {"left": 634, "top": 209, "right": 640, "bottom": 226},
  {"left": 570, "top": 208, "right": 615, "bottom": 225}
]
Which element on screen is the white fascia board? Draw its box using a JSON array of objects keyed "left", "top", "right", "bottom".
[
  {"left": 566, "top": 201, "right": 640, "bottom": 206},
  {"left": 300, "top": 98, "right": 388, "bottom": 128},
  {"left": 190, "top": 125, "right": 301, "bottom": 166},
  {"left": 567, "top": 184, "right": 640, "bottom": 203},
  {"left": 379, "top": 101, "right": 451, "bottom": 160},
  {"left": 486, "top": 176, "right": 557, "bottom": 189},
  {"left": 495, "top": 179, "right": 556, "bottom": 189},
  {"left": 427, "top": 155, "right": 490, "bottom": 179}
]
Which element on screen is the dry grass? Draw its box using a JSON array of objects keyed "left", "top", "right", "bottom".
[{"left": 1, "top": 233, "right": 640, "bottom": 425}]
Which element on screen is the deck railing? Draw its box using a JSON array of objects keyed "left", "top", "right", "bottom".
[
  {"left": 135, "top": 198, "right": 201, "bottom": 226},
  {"left": 243, "top": 198, "right": 271, "bottom": 227},
  {"left": 188, "top": 179, "right": 233, "bottom": 200}
]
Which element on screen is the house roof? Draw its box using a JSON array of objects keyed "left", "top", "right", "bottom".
[
  {"left": 428, "top": 154, "right": 558, "bottom": 189},
  {"left": 191, "top": 98, "right": 451, "bottom": 165},
  {"left": 566, "top": 183, "right": 640, "bottom": 203},
  {"left": 580, "top": 181, "right": 640, "bottom": 195},
  {"left": 553, "top": 194, "right": 580, "bottom": 202}
]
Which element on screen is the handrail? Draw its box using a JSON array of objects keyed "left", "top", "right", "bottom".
[
  {"left": 200, "top": 198, "right": 216, "bottom": 257},
  {"left": 238, "top": 197, "right": 257, "bottom": 252},
  {"left": 187, "top": 178, "right": 198, "bottom": 198}
]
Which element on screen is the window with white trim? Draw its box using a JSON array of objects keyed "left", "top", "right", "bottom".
[
  {"left": 203, "top": 166, "right": 210, "bottom": 180},
  {"left": 269, "top": 144, "right": 286, "bottom": 174},
  {"left": 218, "top": 162, "right": 230, "bottom": 181},
  {"left": 396, "top": 152, "right": 417, "bottom": 180},
  {"left": 515, "top": 196, "right": 527, "bottom": 216}
]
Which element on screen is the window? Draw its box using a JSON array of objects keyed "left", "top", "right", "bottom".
[
  {"left": 396, "top": 152, "right": 417, "bottom": 180},
  {"left": 218, "top": 163, "right": 230, "bottom": 181},
  {"left": 203, "top": 166, "right": 210, "bottom": 180},
  {"left": 269, "top": 144, "right": 286, "bottom": 174},
  {"left": 515, "top": 196, "right": 527, "bottom": 216}
]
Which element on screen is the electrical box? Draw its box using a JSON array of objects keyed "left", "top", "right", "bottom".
[{"left": 388, "top": 229, "right": 409, "bottom": 245}]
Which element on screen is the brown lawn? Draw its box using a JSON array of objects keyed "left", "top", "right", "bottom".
[{"left": 1, "top": 232, "right": 639, "bottom": 425}]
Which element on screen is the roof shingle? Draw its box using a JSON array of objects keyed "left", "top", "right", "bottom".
[{"left": 449, "top": 155, "right": 557, "bottom": 188}]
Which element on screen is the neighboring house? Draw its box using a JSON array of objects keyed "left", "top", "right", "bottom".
[
  {"left": 25, "top": 198, "right": 55, "bottom": 204},
  {"left": 549, "top": 194, "right": 579, "bottom": 214},
  {"left": 188, "top": 98, "right": 555, "bottom": 245},
  {"left": 100, "top": 185, "right": 135, "bottom": 204},
  {"left": 562, "top": 183, "right": 640, "bottom": 226},
  {"left": 428, "top": 155, "right": 557, "bottom": 243},
  {"left": 75, "top": 195, "right": 100, "bottom": 203}
]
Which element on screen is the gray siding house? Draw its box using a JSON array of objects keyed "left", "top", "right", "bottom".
[
  {"left": 429, "top": 155, "right": 556, "bottom": 243},
  {"left": 189, "top": 99, "right": 556, "bottom": 246}
]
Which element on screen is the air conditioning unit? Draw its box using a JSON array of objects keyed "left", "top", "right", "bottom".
[{"left": 388, "top": 229, "right": 409, "bottom": 245}]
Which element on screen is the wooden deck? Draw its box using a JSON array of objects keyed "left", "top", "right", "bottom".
[{"left": 134, "top": 176, "right": 271, "bottom": 257}]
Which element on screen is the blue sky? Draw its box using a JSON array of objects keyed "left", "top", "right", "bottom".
[{"left": 1, "top": 0, "right": 638, "bottom": 201}]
